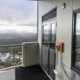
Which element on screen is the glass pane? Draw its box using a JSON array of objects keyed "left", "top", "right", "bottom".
[
  {"left": 75, "top": 13, "right": 80, "bottom": 66},
  {"left": 0, "top": 0, "right": 37, "bottom": 45},
  {"left": 51, "top": 23, "right": 56, "bottom": 42},
  {"left": 43, "top": 25, "right": 50, "bottom": 43}
]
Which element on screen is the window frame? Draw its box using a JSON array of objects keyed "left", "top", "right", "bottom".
[
  {"left": 42, "top": 8, "right": 57, "bottom": 47},
  {"left": 42, "top": 18, "right": 57, "bottom": 47},
  {"left": 72, "top": 8, "right": 80, "bottom": 74}
]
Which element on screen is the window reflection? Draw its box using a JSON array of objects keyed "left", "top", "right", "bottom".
[
  {"left": 75, "top": 13, "right": 80, "bottom": 66},
  {"left": 51, "top": 23, "right": 56, "bottom": 43},
  {"left": 43, "top": 25, "right": 50, "bottom": 44}
]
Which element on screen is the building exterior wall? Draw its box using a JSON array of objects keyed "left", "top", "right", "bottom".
[
  {"left": 38, "top": 0, "right": 57, "bottom": 65},
  {"left": 22, "top": 42, "right": 39, "bottom": 67},
  {"left": 38, "top": 0, "right": 80, "bottom": 80}
]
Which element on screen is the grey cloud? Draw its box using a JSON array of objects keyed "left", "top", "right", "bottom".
[{"left": 0, "top": 0, "right": 37, "bottom": 26}]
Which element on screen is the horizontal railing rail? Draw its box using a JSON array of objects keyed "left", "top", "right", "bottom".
[
  {"left": 0, "top": 42, "right": 37, "bottom": 47},
  {"left": 0, "top": 44, "right": 23, "bottom": 47},
  {"left": 0, "top": 42, "right": 38, "bottom": 71}
]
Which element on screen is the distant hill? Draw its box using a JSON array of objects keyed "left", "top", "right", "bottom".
[{"left": 0, "top": 32, "right": 37, "bottom": 45}]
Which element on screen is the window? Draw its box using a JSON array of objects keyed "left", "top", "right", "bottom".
[
  {"left": 50, "top": 23, "right": 56, "bottom": 48},
  {"left": 42, "top": 23, "right": 56, "bottom": 47},
  {"left": 51, "top": 23, "right": 56, "bottom": 42},
  {"left": 72, "top": 9, "right": 80, "bottom": 72},
  {"left": 42, "top": 8, "right": 57, "bottom": 46},
  {"left": 42, "top": 25, "right": 50, "bottom": 45},
  {"left": 42, "top": 8, "right": 57, "bottom": 22},
  {"left": 0, "top": 0, "right": 37, "bottom": 69}
]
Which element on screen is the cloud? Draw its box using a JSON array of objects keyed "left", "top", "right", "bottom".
[{"left": 0, "top": 0, "right": 37, "bottom": 26}]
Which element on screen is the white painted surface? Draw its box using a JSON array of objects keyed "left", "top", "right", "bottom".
[
  {"left": 22, "top": 42, "right": 39, "bottom": 67},
  {"left": 0, "top": 69, "right": 15, "bottom": 80},
  {"left": 57, "top": 0, "right": 72, "bottom": 68},
  {"left": 38, "top": 0, "right": 77, "bottom": 80}
]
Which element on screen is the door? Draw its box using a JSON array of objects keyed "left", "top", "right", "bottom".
[
  {"left": 41, "top": 19, "right": 57, "bottom": 79},
  {"left": 49, "top": 23, "right": 56, "bottom": 79},
  {"left": 42, "top": 24, "right": 50, "bottom": 73}
]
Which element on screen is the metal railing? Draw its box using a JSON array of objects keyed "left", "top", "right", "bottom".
[{"left": 0, "top": 44, "right": 23, "bottom": 70}]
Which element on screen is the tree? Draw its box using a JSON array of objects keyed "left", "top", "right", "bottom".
[
  {"left": 0, "top": 47, "right": 10, "bottom": 54},
  {"left": 10, "top": 46, "right": 22, "bottom": 59}
]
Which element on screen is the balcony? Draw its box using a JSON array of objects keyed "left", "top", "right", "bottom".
[{"left": 0, "top": 42, "right": 51, "bottom": 80}]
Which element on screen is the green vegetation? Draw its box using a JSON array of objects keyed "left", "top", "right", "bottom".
[{"left": 0, "top": 46, "right": 22, "bottom": 69}]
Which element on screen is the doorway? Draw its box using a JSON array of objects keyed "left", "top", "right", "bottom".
[{"left": 41, "top": 18, "right": 57, "bottom": 79}]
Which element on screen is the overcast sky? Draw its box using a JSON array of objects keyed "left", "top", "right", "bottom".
[{"left": 0, "top": 0, "right": 37, "bottom": 33}]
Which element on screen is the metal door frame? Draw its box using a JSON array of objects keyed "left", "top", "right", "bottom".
[{"left": 41, "top": 18, "right": 57, "bottom": 73}]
